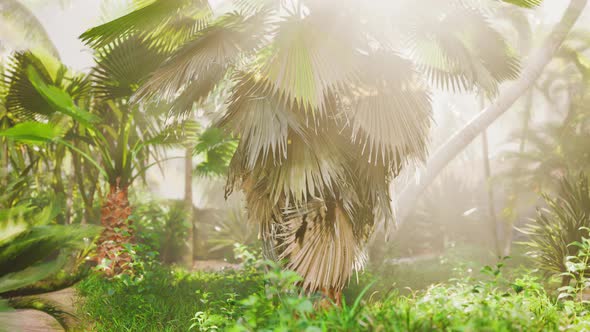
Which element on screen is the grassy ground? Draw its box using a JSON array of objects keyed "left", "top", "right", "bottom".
[{"left": 74, "top": 248, "right": 590, "bottom": 331}]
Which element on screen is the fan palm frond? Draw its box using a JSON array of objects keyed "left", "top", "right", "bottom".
[
  {"left": 133, "top": 11, "right": 268, "bottom": 106},
  {"left": 79, "top": 0, "right": 205, "bottom": 49},
  {"left": 264, "top": 132, "right": 349, "bottom": 206},
  {"left": 341, "top": 51, "right": 432, "bottom": 168},
  {"left": 219, "top": 73, "right": 307, "bottom": 170},
  {"left": 277, "top": 199, "right": 366, "bottom": 294},
  {"left": 403, "top": 4, "right": 520, "bottom": 94},
  {"left": 502, "top": 0, "right": 544, "bottom": 8},
  {"left": 3, "top": 52, "right": 55, "bottom": 119},
  {"left": 254, "top": 11, "right": 362, "bottom": 112},
  {"left": 91, "top": 36, "right": 169, "bottom": 101}
]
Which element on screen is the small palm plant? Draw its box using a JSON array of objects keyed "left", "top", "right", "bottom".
[{"left": 519, "top": 173, "right": 590, "bottom": 287}]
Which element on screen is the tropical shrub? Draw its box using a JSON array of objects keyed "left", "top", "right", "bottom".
[
  {"left": 0, "top": 202, "right": 99, "bottom": 329},
  {"left": 201, "top": 200, "right": 258, "bottom": 260},
  {"left": 558, "top": 226, "right": 590, "bottom": 301},
  {"left": 133, "top": 198, "right": 190, "bottom": 264},
  {"left": 519, "top": 173, "right": 590, "bottom": 286}
]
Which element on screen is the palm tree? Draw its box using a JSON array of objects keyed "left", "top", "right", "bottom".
[
  {"left": 1, "top": 44, "right": 197, "bottom": 275},
  {"left": 80, "top": 0, "right": 535, "bottom": 302}
]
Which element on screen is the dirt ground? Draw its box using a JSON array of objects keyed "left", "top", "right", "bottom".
[{"left": 0, "top": 288, "right": 76, "bottom": 332}]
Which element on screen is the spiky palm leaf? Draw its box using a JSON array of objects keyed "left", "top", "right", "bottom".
[
  {"left": 3, "top": 52, "right": 56, "bottom": 119},
  {"left": 79, "top": 0, "right": 209, "bottom": 49},
  {"left": 133, "top": 10, "right": 268, "bottom": 110},
  {"left": 519, "top": 173, "right": 590, "bottom": 278},
  {"left": 91, "top": 36, "right": 169, "bottom": 101}
]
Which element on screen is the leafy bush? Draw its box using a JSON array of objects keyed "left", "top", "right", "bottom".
[
  {"left": 557, "top": 226, "right": 590, "bottom": 301},
  {"left": 201, "top": 200, "right": 258, "bottom": 259},
  {"left": 205, "top": 260, "right": 583, "bottom": 331},
  {"left": 519, "top": 173, "right": 590, "bottom": 285},
  {"left": 0, "top": 203, "right": 98, "bottom": 295},
  {"left": 132, "top": 197, "right": 190, "bottom": 264}
]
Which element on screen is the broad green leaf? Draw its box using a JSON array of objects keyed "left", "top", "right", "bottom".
[
  {"left": 0, "top": 122, "right": 65, "bottom": 144},
  {"left": 0, "top": 254, "right": 67, "bottom": 294},
  {"left": 27, "top": 66, "right": 99, "bottom": 126}
]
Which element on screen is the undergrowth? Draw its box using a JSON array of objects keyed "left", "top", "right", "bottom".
[{"left": 77, "top": 247, "right": 590, "bottom": 332}]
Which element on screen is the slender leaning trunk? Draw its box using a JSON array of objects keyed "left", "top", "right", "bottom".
[{"left": 95, "top": 181, "right": 134, "bottom": 276}]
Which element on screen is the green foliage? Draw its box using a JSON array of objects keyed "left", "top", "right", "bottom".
[
  {"left": 504, "top": 42, "right": 590, "bottom": 195},
  {"left": 132, "top": 198, "right": 191, "bottom": 264},
  {"left": 558, "top": 227, "right": 590, "bottom": 301},
  {"left": 0, "top": 121, "right": 65, "bottom": 143},
  {"left": 77, "top": 247, "right": 265, "bottom": 332},
  {"left": 519, "top": 173, "right": 590, "bottom": 280},
  {"left": 219, "top": 260, "right": 582, "bottom": 331},
  {"left": 194, "top": 127, "right": 238, "bottom": 177},
  {"left": 0, "top": 201, "right": 98, "bottom": 331},
  {"left": 75, "top": 246, "right": 590, "bottom": 331},
  {"left": 0, "top": 203, "right": 98, "bottom": 295},
  {"left": 202, "top": 201, "right": 258, "bottom": 257}
]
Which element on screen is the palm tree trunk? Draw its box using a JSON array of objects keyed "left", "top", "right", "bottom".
[
  {"left": 394, "top": 0, "right": 587, "bottom": 227},
  {"left": 95, "top": 180, "right": 133, "bottom": 276},
  {"left": 502, "top": 89, "right": 534, "bottom": 256},
  {"left": 183, "top": 146, "right": 194, "bottom": 267},
  {"left": 478, "top": 95, "right": 502, "bottom": 257},
  {"left": 65, "top": 172, "right": 74, "bottom": 224},
  {"left": 1, "top": 137, "right": 7, "bottom": 190},
  {"left": 482, "top": 129, "right": 501, "bottom": 257}
]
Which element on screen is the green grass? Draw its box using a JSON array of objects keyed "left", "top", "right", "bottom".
[
  {"left": 76, "top": 254, "right": 590, "bottom": 332},
  {"left": 76, "top": 265, "right": 265, "bottom": 332}
]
